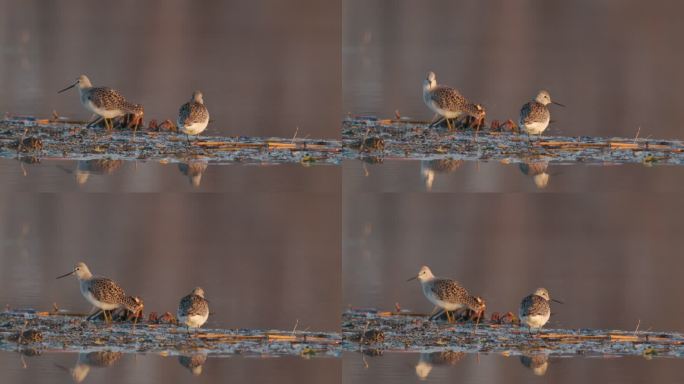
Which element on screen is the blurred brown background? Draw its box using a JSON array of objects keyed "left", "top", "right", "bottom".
[
  {"left": 0, "top": 192, "right": 341, "bottom": 331},
  {"left": 343, "top": 192, "right": 684, "bottom": 332},
  {"left": 0, "top": 0, "right": 341, "bottom": 138},
  {"left": 344, "top": 0, "right": 684, "bottom": 138}
]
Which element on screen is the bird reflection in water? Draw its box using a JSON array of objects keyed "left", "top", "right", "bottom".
[
  {"left": 414, "top": 351, "right": 465, "bottom": 380},
  {"left": 178, "top": 353, "right": 208, "bottom": 376},
  {"left": 519, "top": 353, "right": 549, "bottom": 376},
  {"left": 56, "top": 159, "right": 123, "bottom": 185},
  {"left": 57, "top": 351, "right": 122, "bottom": 383},
  {"left": 178, "top": 157, "right": 209, "bottom": 188},
  {"left": 420, "top": 159, "right": 463, "bottom": 191},
  {"left": 518, "top": 161, "right": 550, "bottom": 189}
]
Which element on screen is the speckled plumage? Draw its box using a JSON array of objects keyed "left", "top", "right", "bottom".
[
  {"left": 427, "top": 86, "right": 469, "bottom": 114},
  {"left": 59, "top": 75, "right": 143, "bottom": 131},
  {"left": 177, "top": 287, "right": 209, "bottom": 328},
  {"left": 430, "top": 279, "right": 481, "bottom": 310},
  {"left": 83, "top": 277, "right": 128, "bottom": 307},
  {"left": 520, "top": 294, "right": 550, "bottom": 318},
  {"left": 57, "top": 262, "right": 142, "bottom": 319},
  {"left": 177, "top": 91, "right": 210, "bottom": 136},
  {"left": 519, "top": 288, "right": 555, "bottom": 331},
  {"left": 422, "top": 72, "right": 485, "bottom": 129},
  {"left": 519, "top": 102, "right": 550, "bottom": 132},
  {"left": 410, "top": 266, "right": 485, "bottom": 321},
  {"left": 518, "top": 90, "right": 562, "bottom": 136},
  {"left": 83, "top": 87, "right": 128, "bottom": 112}
]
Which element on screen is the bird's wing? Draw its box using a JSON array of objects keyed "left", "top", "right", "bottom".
[
  {"left": 179, "top": 102, "right": 209, "bottom": 126},
  {"left": 88, "top": 87, "right": 126, "bottom": 109},
  {"left": 520, "top": 102, "right": 549, "bottom": 125},
  {"left": 88, "top": 277, "right": 125, "bottom": 304},
  {"left": 431, "top": 279, "right": 468, "bottom": 302},
  {"left": 431, "top": 86, "right": 467, "bottom": 111},
  {"left": 520, "top": 295, "right": 549, "bottom": 316}
]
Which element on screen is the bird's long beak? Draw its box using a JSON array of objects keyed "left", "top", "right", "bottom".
[
  {"left": 406, "top": 276, "right": 417, "bottom": 282},
  {"left": 56, "top": 270, "right": 75, "bottom": 279},
  {"left": 552, "top": 101, "right": 565, "bottom": 107},
  {"left": 551, "top": 298, "right": 564, "bottom": 304},
  {"left": 57, "top": 82, "right": 77, "bottom": 94}
]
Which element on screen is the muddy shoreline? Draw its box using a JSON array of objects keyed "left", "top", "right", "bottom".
[
  {"left": 0, "top": 311, "right": 340, "bottom": 357},
  {"left": 341, "top": 310, "right": 684, "bottom": 358},
  {"left": 3, "top": 310, "right": 684, "bottom": 358},
  {"left": 3, "top": 117, "right": 684, "bottom": 166}
]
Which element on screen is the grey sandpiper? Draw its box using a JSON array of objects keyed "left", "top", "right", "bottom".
[
  {"left": 518, "top": 90, "right": 564, "bottom": 139},
  {"left": 177, "top": 91, "right": 210, "bottom": 142},
  {"left": 58, "top": 75, "right": 143, "bottom": 131},
  {"left": 518, "top": 287, "right": 563, "bottom": 334},
  {"left": 422, "top": 71, "right": 486, "bottom": 130},
  {"left": 56, "top": 262, "right": 143, "bottom": 322},
  {"left": 177, "top": 287, "right": 210, "bottom": 329},
  {"left": 407, "top": 265, "right": 485, "bottom": 323}
]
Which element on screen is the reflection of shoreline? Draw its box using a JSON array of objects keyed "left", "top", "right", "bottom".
[
  {"left": 420, "top": 159, "right": 463, "bottom": 191},
  {"left": 518, "top": 161, "right": 550, "bottom": 189},
  {"left": 68, "top": 351, "right": 122, "bottom": 383},
  {"left": 178, "top": 157, "right": 209, "bottom": 187},
  {"left": 415, "top": 351, "right": 465, "bottom": 380},
  {"left": 178, "top": 353, "right": 208, "bottom": 376},
  {"left": 519, "top": 353, "right": 549, "bottom": 376}
]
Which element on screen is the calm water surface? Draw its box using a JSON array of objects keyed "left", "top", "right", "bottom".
[
  {"left": 0, "top": 351, "right": 339, "bottom": 384},
  {"left": 343, "top": 352, "right": 684, "bottom": 383},
  {"left": 344, "top": 159, "right": 684, "bottom": 193},
  {"left": 0, "top": 187, "right": 340, "bottom": 331},
  {"left": 0, "top": 158, "right": 340, "bottom": 193},
  {"left": 344, "top": 0, "right": 684, "bottom": 139},
  {"left": 343, "top": 161, "right": 684, "bottom": 332},
  {"left": 0, "top": 0, "right": 341, "bottom": 138}
]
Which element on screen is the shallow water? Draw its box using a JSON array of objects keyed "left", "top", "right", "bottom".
[
  {"left": 0, "top": 350, "right": 339, "bottom": 384},
  {"left": 0, "top": 176, "right": 341, "bottom": 331},
  {"left": 0, "top": 0, "right": 341, "bottom": 138},
  {"left": 342, "top": 160, "right": 684, "bottom": 332},
  {"left": 0, "top": 158, "right": 340, "bottom": 193},
  {"left": 344, "top": 159, "right": 684, "bottom": 193},
  {"left": 343, "top": 352, "right": 684, "bottom": 383},
  {"left": 343, "top": 0, "right": 684, "bottom": 139}
]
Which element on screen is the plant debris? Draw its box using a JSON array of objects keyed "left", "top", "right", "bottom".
[
  {"left": 342, "top": 117, "right": 684, "bottom": 165},
  {"left": 0, "top": 310, "right": 340, "bottom": 357},
  {"left": 341, "top": 309, "right": 684, "bottom": 357},
  {"left": 4, "top": 116, "right": 684, "bottom": 166},
  {"left": 0, "top": 119, "right": 341, "bottom": 165}
]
